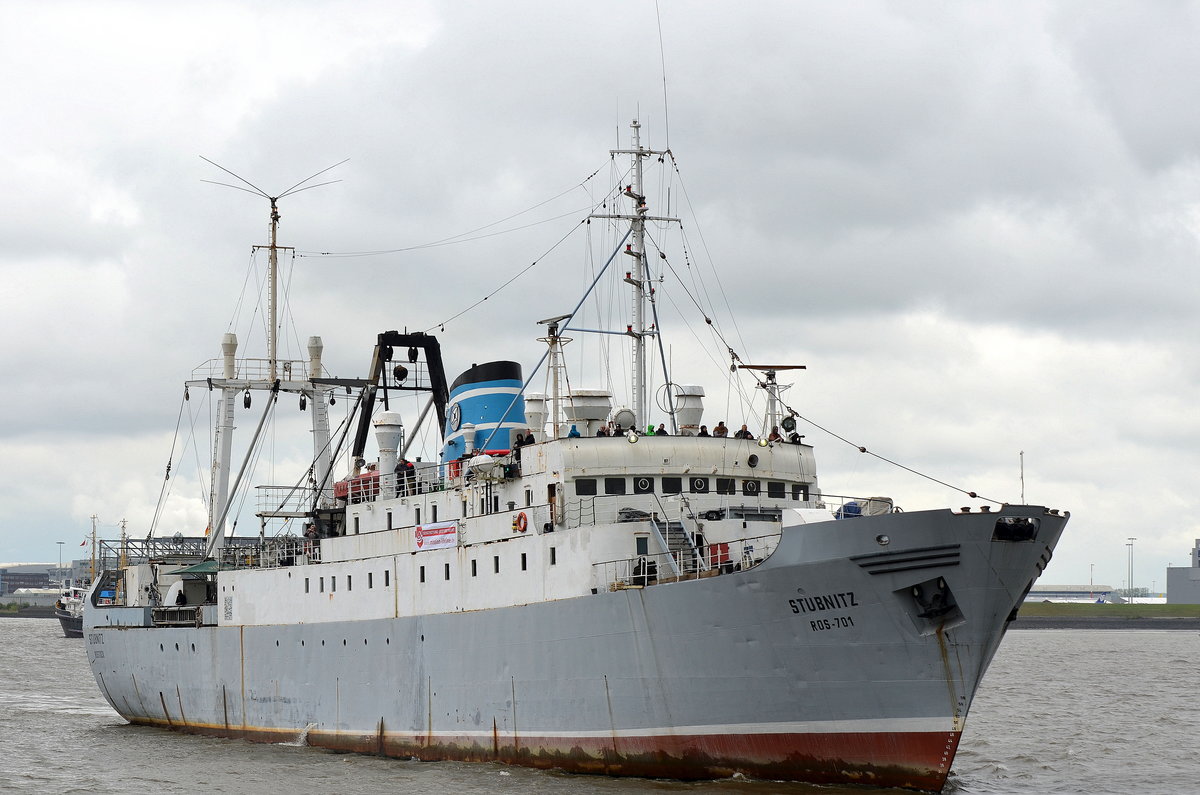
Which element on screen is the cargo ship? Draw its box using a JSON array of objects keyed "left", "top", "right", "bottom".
[{"left": 85, "top": 122, "right": 1067, "bottom": 791}]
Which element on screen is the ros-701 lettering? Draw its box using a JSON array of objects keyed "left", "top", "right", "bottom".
[{"left": 810, "top": 616, "right": 854, "bottom": 632}]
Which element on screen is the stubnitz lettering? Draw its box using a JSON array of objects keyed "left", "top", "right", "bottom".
[{"left": 788, "top": 591, "right": 857, "bottom": 614}]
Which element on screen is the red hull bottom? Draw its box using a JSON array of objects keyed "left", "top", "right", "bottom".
[{"left": 128, "top": 716, "right": 960, "bottom": 792}]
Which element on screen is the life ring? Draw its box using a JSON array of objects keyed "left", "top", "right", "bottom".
[{"left": 513, "top": 512, "right": 528, "bottom": 533}]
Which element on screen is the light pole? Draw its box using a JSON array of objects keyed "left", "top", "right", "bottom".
[
  {"left": 56, "top": 541, "right": 64, "bottom": 585},
  {"left": 1126, "top": 537, "right": 1136, "bottom": 604}
]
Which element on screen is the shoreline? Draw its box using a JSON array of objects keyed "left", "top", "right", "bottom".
[
  {"left": 1011, "top": 615, "right": 1200, "bottom": 630},
  {"left": 0, "top": 607, "right": 56, "bottom": 619}
]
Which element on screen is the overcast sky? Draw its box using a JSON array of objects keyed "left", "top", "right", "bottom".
[{"left": 1, "top": 1, "right": 1196, "bottom": 592}]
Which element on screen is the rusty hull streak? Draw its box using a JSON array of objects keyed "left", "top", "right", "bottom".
[{"left": 115, "top": 716, "right": 954, "bottom": 792}]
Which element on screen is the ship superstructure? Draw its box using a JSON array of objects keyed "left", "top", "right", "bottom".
[{"left": 84, "top": 123, "right": 1067, "bottom": 792}]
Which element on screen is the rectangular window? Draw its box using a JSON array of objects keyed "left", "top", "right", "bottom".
[
  {"left": 792, "top": 484, "right": 809, "bottom": 501},
  {"left": 432, "top": 504, "right": 438, "bottom": 522},
  {"left": 305, "top": 577, "right": 310, "bottom": 594},
  {"left": 319, "top": 577, "right": 324, "bottom": 593},
  {"left": 331, "top": 576, "right": 336, "bottom": 593},
  {"left": 493, "top": 555, "right": 500, "bottom": 574},
  {"left": 368, "top": 572, "right": 373, "bottom": 589},
  {"left": 471, "top": 559, "right": 478, "bottom": 577},
  {"left": 741, "top": 480, "right": 761, "bottom": 497},
  {"left": 525, "top": 489, "right": 533, "bottom": 507},
  {"left": 493, "top": 496, "right": 500, "bottom": 513},
  {"left": 462, "top": 499, "right": 468, "bottom": 518},
  {"left": 480, "top": 498, "right": 487, "bottom": 514},
  {"left": 635, "top": 536, "right": 649, "bottom": 556},
  {"left": 574, "top": 478, "right": 597, "bottom": 496},
  {"left": 353, "top": 516, "right": 360, "bottom": 534},
  {"left": 661, "top": 477, "right": 682, "bottom": 494},
  {"left": 347, "top": 575, "right": 352, "bottom": 591},
  {"left": 604, "top": 477, "right": 627, "bottom": 495},
  {"left": 767, "top": 481, "right": 786, "bottom": 499},
  {"left": 384, "top": 570, "right": 390, "bottom": 587},
  {"left": 415, "top": 507, "right": 421, "bottom": 525},
  {"left": 419, "top": 566, "right": 426, "bottom": 583},
  {"left": 521, "top": 553, "right": 527, "bottom": 571},
  {"left": 715, "top": 478, "right": 736, "bottom": 495},
  {"left": 632, "top": 476, "right": 654, "bottom": 494},
  {"left": 444, "top": 563, "right": 451, "bottom": 580},
  {"left": 550, "top": 547, "right": 556, "bottom": 566},
  {"left": 689, "top": 477, "right": 710, "bottom": 494},
  {"left": 387, "top": 511, "right": 393, "bottom": 530}
]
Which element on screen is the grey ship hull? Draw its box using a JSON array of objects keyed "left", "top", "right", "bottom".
[{"left": 86, "top": 506, "right": 1064, "bottom": 791}]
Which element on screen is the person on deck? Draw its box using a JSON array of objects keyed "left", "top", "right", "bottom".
[
  {"left": 767, "top": 426, "right": 783, "bottom": 442},
  {"left": 567, "top": 425, "right": 581, "bottom": 438},
  {"left": 734, "top": 424, "right": 754, "bottom": 440},
  {"left": 655, "top": 423, "right": 669, "bottom": 436},
  {"left": 698, "top": 424, "right": 710, "bottom": 437},
  {"left": 713, "top": 421, "right": 729, "bottom": 437}
]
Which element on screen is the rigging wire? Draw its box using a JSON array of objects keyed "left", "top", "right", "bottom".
[
  {"left": 296, "top": 164, "right": 608, "bottom": 258},
  {"left": 149, "top": 390, "right": 190, "bottom": 537},
  {"left": 655, "top": 0, "right": 671, "bottom": 151},
  {"left": 422, "top": 217, "right": 588, "bottom": 334}
]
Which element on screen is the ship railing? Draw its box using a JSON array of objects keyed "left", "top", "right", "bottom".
[
  {"left": 817, "top": 493, "right": 899, "bottom": 519},
  {"left": 190, "top": 356, "right": 315, "bottom": 383},
  {"left": 565, "top": 494, "right": 791, "bottom": 529},
  {"left": 257, "top": 485, "right": 321, "bottom": 515},
  {"left": 592, "top": 531, "right": 783, "bottom": 592},
  {"left": 217, "top": 536, "right": 318, "bottom": 569}
]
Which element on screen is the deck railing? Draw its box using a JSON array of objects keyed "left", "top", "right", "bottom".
[{"left": 591, "top": 531, "right": 782, "bottom": 592}]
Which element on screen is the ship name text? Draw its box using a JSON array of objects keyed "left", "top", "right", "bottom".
[{"left": 788, "top": 592, "right": 857, "bottom": 614}]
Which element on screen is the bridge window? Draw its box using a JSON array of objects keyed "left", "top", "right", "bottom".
[
  {"left": 604, "top": 477, "right": 627, "bottom": 495},
  {"left": 768, "top": 481, "right": 785, "bottom": 499},
  {"left": 689, "top": 477, "right": 710, "bottom": 494},
  {"left": 715, "top": 478, "right": 736, "bottom": 495},
  {"left": 633, "top": 476, "right": 654, "bottom": 494},
  {"left": 792, "top": 484, "right": 809, "bottom": 501},
  {"left": 742, "top": 480, "right": 760, "bottom": 497},
  {"left": 575, "top": 479, "right": 597, "bottom": 496},
  {"left": 661, "top": 477, "right": 682, "bottom": 494}
]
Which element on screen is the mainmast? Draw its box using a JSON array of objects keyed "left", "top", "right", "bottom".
[{"left": 591, "top": 119, "right": 678, "bottom": 430}]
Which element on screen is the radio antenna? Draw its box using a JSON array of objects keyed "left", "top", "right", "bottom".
[{"left": 200, "top": 156, "right": 348, "bottom": 381}]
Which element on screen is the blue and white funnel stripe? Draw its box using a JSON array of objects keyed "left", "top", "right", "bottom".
[{"left": 442, "top": 361, "right": 526, "bottom": 463}]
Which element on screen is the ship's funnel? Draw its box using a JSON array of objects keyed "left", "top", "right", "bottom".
[
  {"left": 674, "top": 385, "right": 706, "bottom": 435},
  {"left": 442, "top": 361, "right": 526, "bottom": 466}
]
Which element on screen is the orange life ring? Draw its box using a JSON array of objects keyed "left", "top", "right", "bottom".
[{"left": 514, "top": 512, "right": 528, "bottom": 533}]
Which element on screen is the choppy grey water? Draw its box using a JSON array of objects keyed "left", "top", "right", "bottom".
[{"left": 0, "top": 618, "right": 1192, "bottom": 794}]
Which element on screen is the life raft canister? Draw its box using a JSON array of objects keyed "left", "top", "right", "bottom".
[{"left": 513, "top": 512, "right": 528, "bottom": 533}]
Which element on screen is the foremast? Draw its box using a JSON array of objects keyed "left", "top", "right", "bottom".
[{"left": 191, "top": 201, "right": 335, "bottom": 557}]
